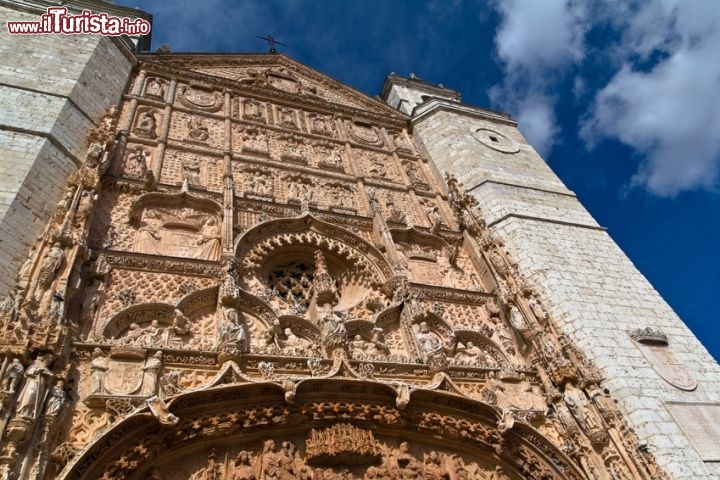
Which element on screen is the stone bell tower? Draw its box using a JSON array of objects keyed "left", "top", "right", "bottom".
[
  {"left": 381, "top": 73, "right": 720, "bottom": 478},
  {"left": 0, "top": 0, "right": 151, "bottom": 298}
]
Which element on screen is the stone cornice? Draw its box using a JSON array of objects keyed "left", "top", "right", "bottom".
[
  {"left": 135, "top": 54, "right": 409, "bottom": 128},
  {"left": 411, "top": 98, "right": 517, "bottom": 127}
]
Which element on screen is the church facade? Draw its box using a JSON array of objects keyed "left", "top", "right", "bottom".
[{"left": 0, "top": 2, "right": 718, "bottom": 479}]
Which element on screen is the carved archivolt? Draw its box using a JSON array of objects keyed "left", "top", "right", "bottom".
[{"left": 58, "top": 379, "right": 585, "bottom": 480}]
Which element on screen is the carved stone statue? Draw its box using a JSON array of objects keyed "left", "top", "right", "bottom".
[
  {"left": 217, "top": 307, "right": 246, "bottom": 354},
  {"left": 279, "top": 108, "right": 296, "bottom": 128},
  {"left": 90, "top": 348, "right": 107, "bottom": 395},
  {"left": 258, "top": 439, "right": 280, "bottom": 479},
  {"left": 415, "top": 322, "right": 446, "bottom": 364},
  {"left": 247, "top": 171, "right": 273, "bottom": 196},
  {"left": 182, "top": 158, "right": 203, "bottom": 186},
  {"left": 282, "top": 328, "right": 303, "bottom": 356},
  {"left": 425, "top": 204, "right": 442, "bottom": 231},
  {"left": 121, "top": 323, "right": 143, "bottom": 345},
  {"left": 37, "top": 242, "right": 64, "bottom": 287},
  {"left": 406, "top": 163, "right": 424, "bottom": 185},
  {"left": 3, "top": 358, "right": 24, "bottom": 393},
  {"left": 319, "top": 148, "right": 343, "bottom": 169},
  {"left": 529, "top": 297, "right": 548, "bottom": 322},
  {"left": 244, "top": 99, "right": 261, "bottom": 118},
  {"left": 140, "top": 320, "right": 165, "bottom": 347},
  {"left": 14, "top": 354, "right": 52, "bottom": 420},
  {"left": 146, "top": 77, "right": 165, "bottom": 99},
  {"left": 423, "top": 451, "right": 449, "bottom": 480},
  {"left": 142, "top": 351, "right": 163, "bottom": 396},
  {"left": 349, "top": 334, "right": 372, "bottom": 359},
  {"left": 368, "top": 328, "right": 390, "bottom": 356},
  {"left": 394, "top": 133, "right": 412, "bottom": 151},
  {"left": 136, "top": 110, "right": 158, "bottom": 138},
  {"left": 454, "top": 341, "right": 491, "bottom": 365},
  {"left": 233, "top": 450, "right": 256, "bottom": 480},
  {"left": 320, "top": 312, "right": 347, "bottom": 348},
  {"left": 136, "top": 211, "right": 163, "bottom": 255},
  {"left": 44, "top": 379, "right": 66, "bottom": 417},
  {"left": 197, "top": 216, "right": 221, "bottom": 261},
  {"left": 312, "top": 115, "right": 332, "bottom": 135},
  {"left": 277, "top": 441, "right": 297, "bottom": 480},
  {"left": 16, "top": 246, "right": 35, "bottom": 286}
]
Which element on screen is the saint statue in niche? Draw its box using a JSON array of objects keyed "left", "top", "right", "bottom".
[
  {"left": 14, "top": 354, "right": 52, "bottom": 420},
  {"left": 217, "top": 306, "right": 246, "bottom": 354},
  {"left": 146, "top": 78, "right": 165, "bottom": 99}
]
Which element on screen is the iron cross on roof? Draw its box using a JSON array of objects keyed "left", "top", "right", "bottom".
[{"left": 256, "top": 34, "right": 286, "bottom": 54}]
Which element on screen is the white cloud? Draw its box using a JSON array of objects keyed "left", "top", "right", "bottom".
[
  {"left": 491, "top": 0, "right": 588, "bottom": 156},
  {"left": 514, "top": 96, "right": 560, "bottom": 157},
  {"left": 582, "top": 0, "right": 720, "bottom": 196},
  {"left": 492, "top": 0, "right": 720, "bottom": 195},
  {"left": 494, "top": 0, "right": 586, "bottom": 73}
]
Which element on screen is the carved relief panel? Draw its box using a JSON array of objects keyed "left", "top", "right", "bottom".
[
  {"left": 307, "top": 112, "right": 336, "bottom": 137},
  {"left": 234, "top": 163, "right": 276, "bottom": 200},
  {"left": 145, "top": 428, "right": 510, "bottom": 480},
  {"left": 132, "top": 206, "right": 222, "bottom": 260},
  {"left": 273, "top": 105, "right": 302, "bottom": 131},
  {"left": 168, "top": 112, "right": 223, "bottom": 149},
  {"left": 366, "top": 187, "right": 420, "bottom": 226},
  {"left": 121, "top": 144, "right": 153, "bottom": 179},
  {"left": 133, "top": 107, "right": 161, "bottom": 139},
  {"left": 344, "top": 120, "right": 385, "bottom": 148},
  {"left": 176, "top": 84, "right": 224, "bottom": 112},
  {"left": 232, "top": 124, "right": 271, "bottom": 157},
  {"left": 233, "top": 97, "right": 268, "bottom": 123},
  {"left": 277, "top": 133, "right": 311, "bottom": 164},
  {"left": 356, "top": 149, "right": 403, "bottom": 184},
  {"left": 160, "top": 150, "right": 223, "bottom": 191}
]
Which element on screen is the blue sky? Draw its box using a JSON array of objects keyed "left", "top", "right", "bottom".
[{"left": 115, "top": 0, "right": 720, "bottom": 361}]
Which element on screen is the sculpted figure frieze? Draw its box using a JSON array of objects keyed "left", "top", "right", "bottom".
[
  {"left": 134, "top": 208, "right": 222, "bottom": 261},
  {"left": 168, "top": 432, "right": 514, "bottom": 480}
]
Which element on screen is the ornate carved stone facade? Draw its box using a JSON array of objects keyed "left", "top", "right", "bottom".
[{"left": 0, "top": 53, "right": 670, "bottom": 480}]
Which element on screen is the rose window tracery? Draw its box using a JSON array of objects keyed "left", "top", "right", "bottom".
[{"left": 267, "top": 261, "right": 317, "bottom": 308}]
